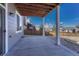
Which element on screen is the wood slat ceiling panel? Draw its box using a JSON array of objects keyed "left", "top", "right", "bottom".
[{"left": 15, "top": 3, "right": 59, "bottom": 17}]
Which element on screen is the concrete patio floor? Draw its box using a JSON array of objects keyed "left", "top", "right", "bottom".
[{"left": 6, "top": 36, "right": 75, "bottom": 56}]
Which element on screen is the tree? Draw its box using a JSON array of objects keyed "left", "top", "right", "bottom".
[
  {"left": 40, "top": 26, "right": 43, "bottom": 31},
  {"left": 76, "top": 25, "right": 79, "bottom": 28},
  {"left": 52, "top": 25, "right": 56, "bottom": 32}
]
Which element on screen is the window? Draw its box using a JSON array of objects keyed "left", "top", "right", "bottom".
[{"left": 17, "top": 15, "right": 21, "bottom": 31}]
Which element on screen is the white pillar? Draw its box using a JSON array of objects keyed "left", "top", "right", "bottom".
[
  {"left": 56, "top": 5, "right": 60, "bottom": 45},
  {"left": 5, "top": 3, "right": 8, "bottom": 54},
  {"left": 42, "top": 18, "right": 45, "bottom": 36},
  {"left": 23, "top": 16, "right": 27, "bottom": 35},
  {"left": 22, "top": 16, "right": 25, "bottom": 35}
]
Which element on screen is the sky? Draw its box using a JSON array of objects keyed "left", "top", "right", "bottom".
[{"left": 28, "top": 3, "right": 79, "bottom": 27}]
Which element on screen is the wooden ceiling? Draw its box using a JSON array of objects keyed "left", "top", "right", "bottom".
[{"left": 15, "top": 3, "right": 59, "bottom": 17}]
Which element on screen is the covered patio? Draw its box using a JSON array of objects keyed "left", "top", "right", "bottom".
[
  {"left": 14, "top": 3, "right": 60, "bottom": 45},
  {"left": 5, "top": 3, "right": 79, "bottom": 56}
]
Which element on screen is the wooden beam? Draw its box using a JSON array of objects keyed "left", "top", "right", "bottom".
[
  {"left": 19, "top": 11, "right": 45, "bottom": 17},
  {"left": 15, "top": 3, "right": 54, "bottom": 10},
  {"left": 15, "top": 5, "right": 52, "bottom": 12},
  {"left": 17, "top": 9, "right": 48, "bottom": 14},
  {"left": 15, "top": 5, "right": 48, "bottom": 17},
  {"left": 35, "top": 3, "right": 57, "bottom": 7},
  {"left": 15, "top": 4, "right": 53, "bottom": 10},
  {"left": 16, "top": 7, "right": 47, "bottom": 15}
]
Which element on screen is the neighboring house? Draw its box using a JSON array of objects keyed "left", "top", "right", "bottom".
[
  {"left": 75, "top": 27, "right": 79, "bottom": 33},
  {"left": 60, "top": 27, "right": 79, "bottom": 33},
  {"left": 44, "top": 24, "right": 50, "bottom": 32},
  {"left": 44, "top": 23, "right": 53, "bottom": 32},
  {"left": 27, "top": 23, "right": 36, "bottom": 30},
  {"left": 24, "top": 17, "right": 31, "bottom": 29}
]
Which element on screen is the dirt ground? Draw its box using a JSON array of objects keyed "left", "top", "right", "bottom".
[
  {"left": 61, "top": 36, "right": 79, "bottom": 54},
  {"left": 61, "top": 36, "right": 79, "bottom": 44}
]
